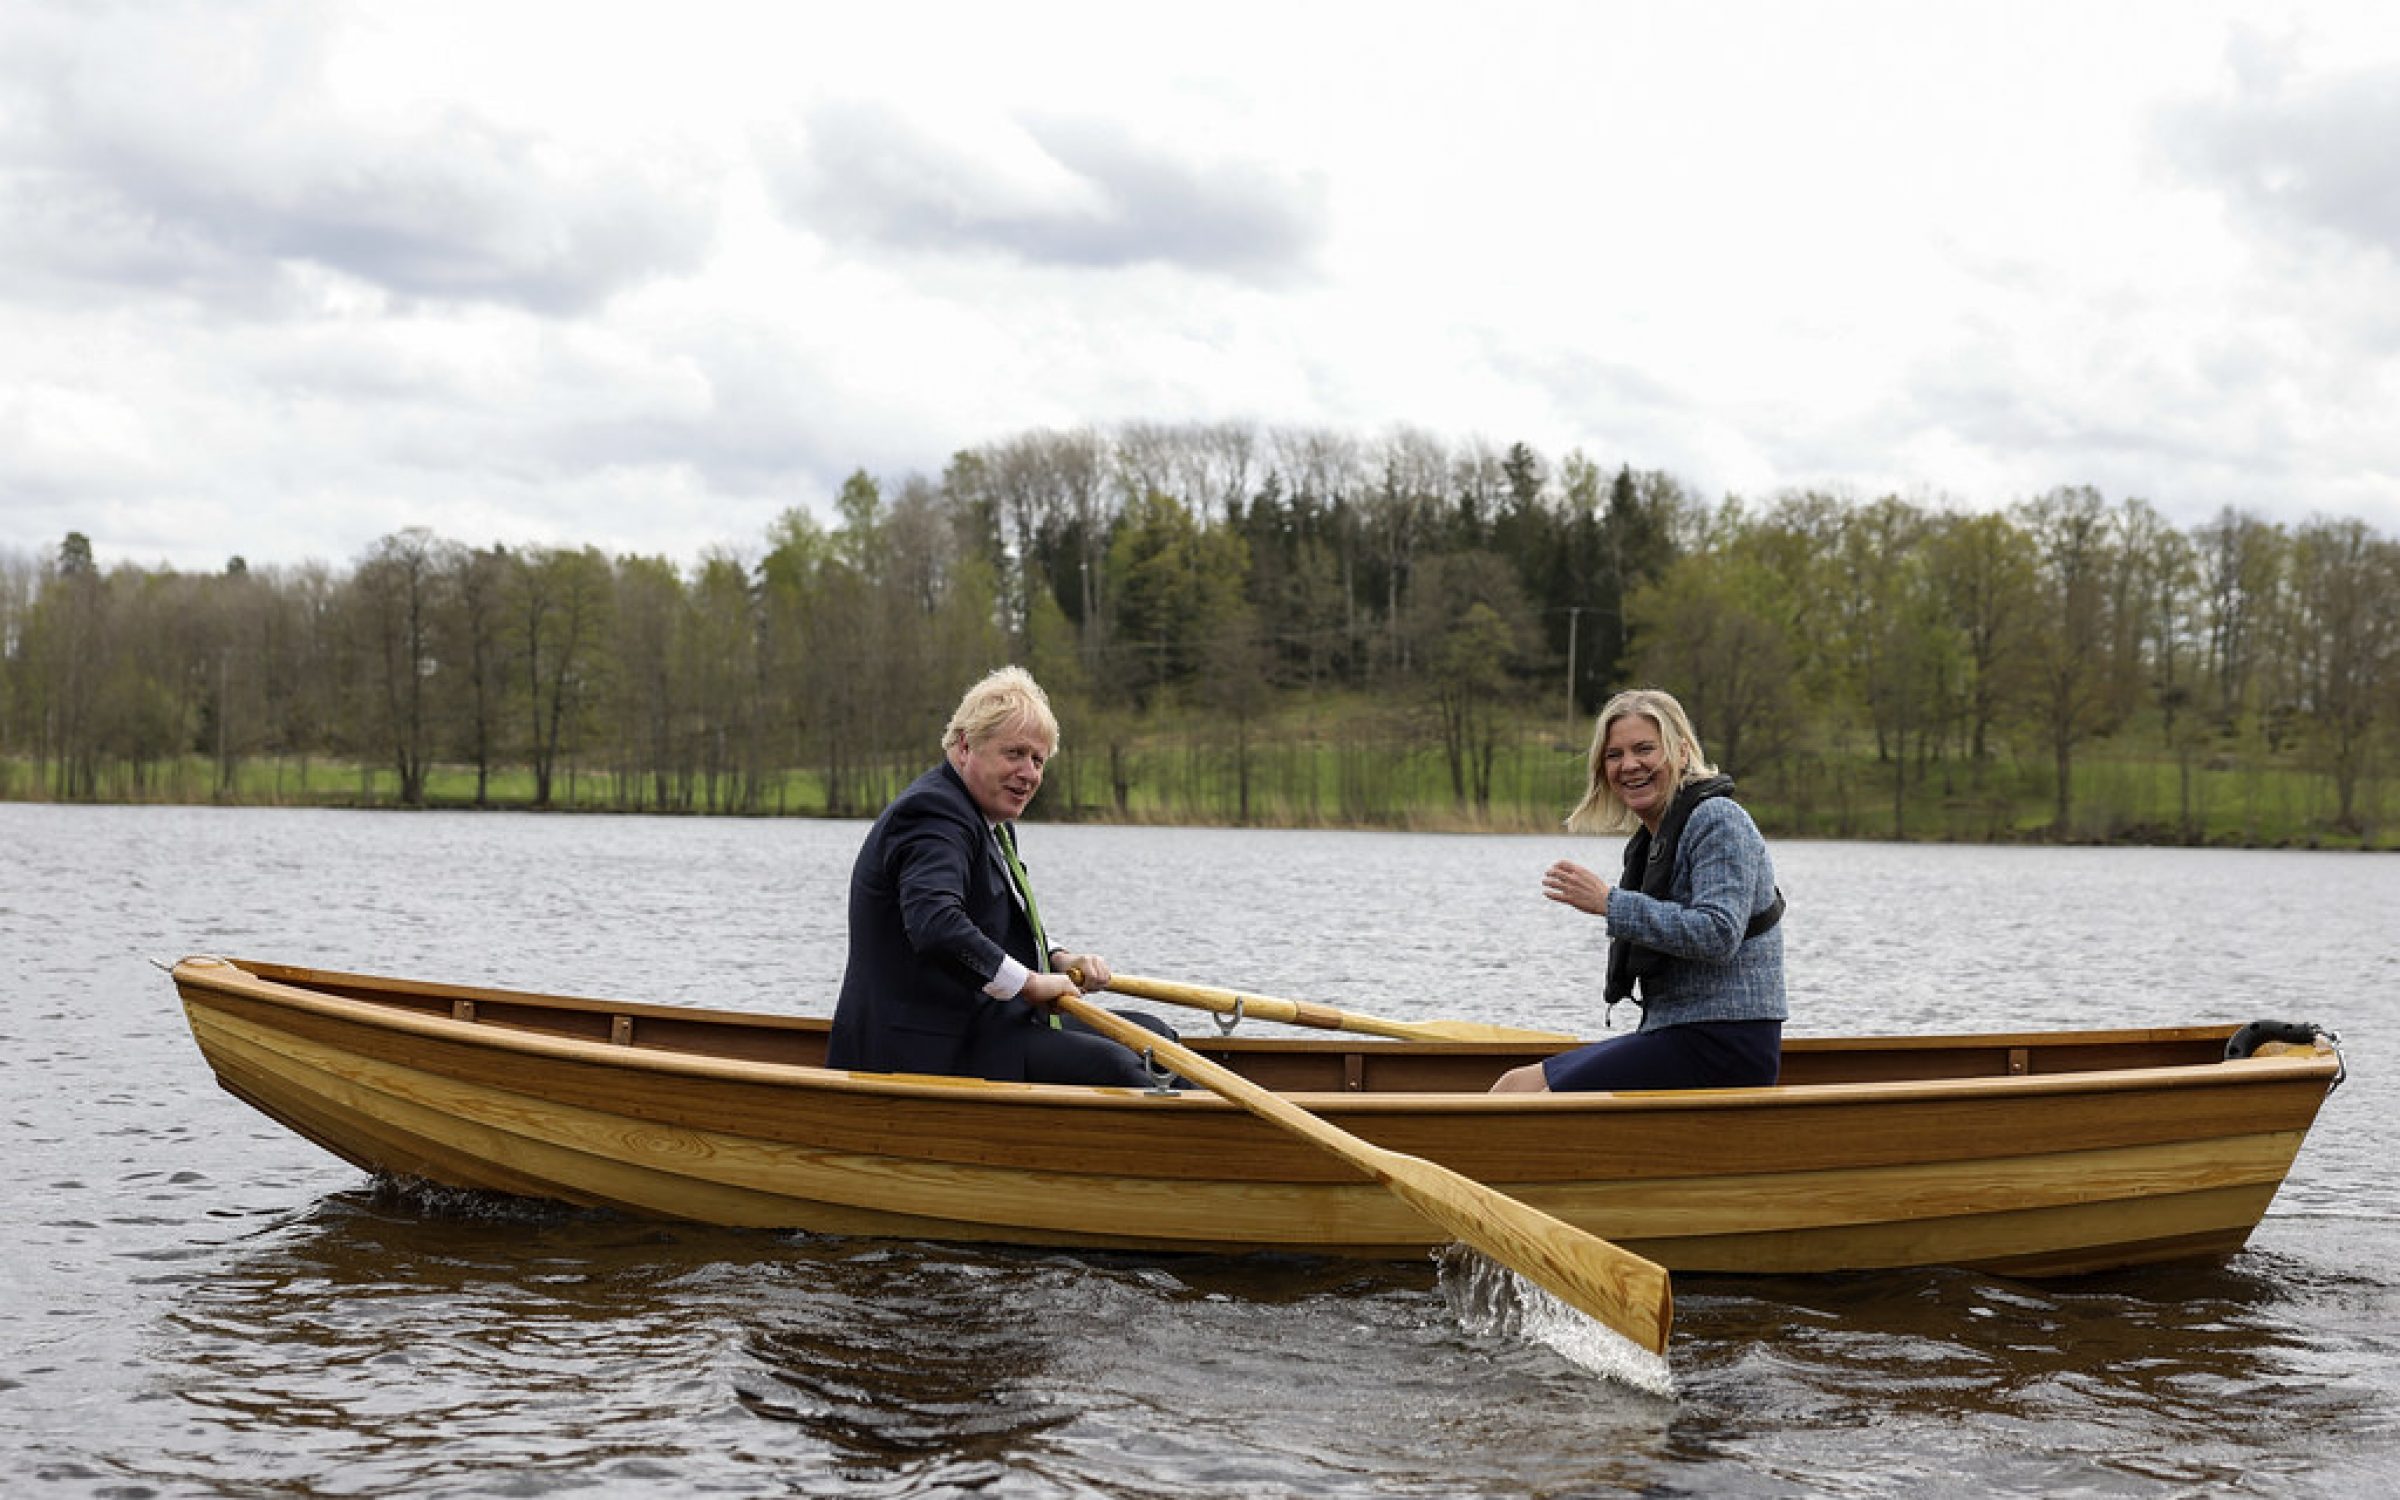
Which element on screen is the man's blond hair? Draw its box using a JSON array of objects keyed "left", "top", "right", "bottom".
[{"left": 943, "top": 666, "right": 1060, "bottom": 753}]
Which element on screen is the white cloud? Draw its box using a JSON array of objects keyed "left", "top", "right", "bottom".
[
  {"left": 3, "top": 0, "right": 2399, "bottom": 574},
  {"left": 758, "top": 100, "right": 1330, "bottom": 281}
]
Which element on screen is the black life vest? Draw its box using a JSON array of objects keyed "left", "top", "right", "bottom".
[{"left": 1602, "top": 774, "right": 1785, "bottom": 1016}]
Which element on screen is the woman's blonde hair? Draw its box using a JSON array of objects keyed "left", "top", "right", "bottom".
[
  {"left": 943, "top": 666, "right": 1060, "bottom": 754},
  {"left": 1564, "top": 688, "right": 1717, "bottom": 834}
]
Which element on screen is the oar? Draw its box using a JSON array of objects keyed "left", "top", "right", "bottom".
[
  {"left": 1105, "top": 972, "right": 1577, "bottom": 1044},
  {"left": 1051, "top": 988, "right": 1673, "bottom": 1355}
]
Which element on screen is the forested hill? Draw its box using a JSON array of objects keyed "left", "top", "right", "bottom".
[{"left": 4, "top": 423, "right": 2393, "bottom": 848}]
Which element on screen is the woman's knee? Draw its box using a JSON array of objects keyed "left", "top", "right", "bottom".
[{"left": 1488, "top": 1061, "right": 1551, "bottom": 1094}]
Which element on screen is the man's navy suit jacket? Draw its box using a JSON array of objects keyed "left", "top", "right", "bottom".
[{"left": 825, "top": 761, "right": 1049, "bottom": 1079}]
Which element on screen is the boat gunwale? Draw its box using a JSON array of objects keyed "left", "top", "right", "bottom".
[{"left": 171, "top": 954, "right": 2342, "bottom": 1115}]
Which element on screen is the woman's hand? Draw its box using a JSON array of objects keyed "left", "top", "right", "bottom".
[{"left": 1542, "top": 859, "right": 1612, "bottom": 916}]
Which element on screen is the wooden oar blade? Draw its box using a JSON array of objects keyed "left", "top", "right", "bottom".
[
  {"left": 1400, "top": 1018, "right": 1582, "bottom": 1044},
  {"left": 1055, "top": 990, "right": 1672, "bottom": 1358},
  {"left": 1371, "top": 1149, "right": 1673, "bottom": 1355}
]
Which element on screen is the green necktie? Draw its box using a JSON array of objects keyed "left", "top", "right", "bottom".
[{"left": 995, "top": 823, "right": 1062, "bottom": 1028}]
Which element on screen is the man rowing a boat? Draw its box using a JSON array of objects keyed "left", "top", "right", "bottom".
[{"left": 826, "top": 666, "right": 1176, "bottom": 1085}]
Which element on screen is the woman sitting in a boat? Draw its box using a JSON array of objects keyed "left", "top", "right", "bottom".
[{"left": 1491, "top": 687, "right": 1787, "bottom": 1094}]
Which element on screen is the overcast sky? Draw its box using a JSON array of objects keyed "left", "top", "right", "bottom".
[{"left": 4, "top": 0, "right": 2398, "bottom": 575}]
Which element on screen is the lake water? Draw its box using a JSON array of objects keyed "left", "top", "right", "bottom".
[{"left": 4, "top": 803, "right": 2395, "bottom": 1497}]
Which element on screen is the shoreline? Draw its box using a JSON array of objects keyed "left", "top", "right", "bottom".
[{"left": 6, "top": 788, "right": 2390, "bottom": 852}]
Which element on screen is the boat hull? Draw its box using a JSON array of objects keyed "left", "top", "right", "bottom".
[{"left": 173, "top": 956, "right": 2343, "bottom": 1277}]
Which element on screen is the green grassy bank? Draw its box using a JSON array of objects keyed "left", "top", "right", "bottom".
[{"left": 4, "top": 722, "right": 2389, "bottom": 851}]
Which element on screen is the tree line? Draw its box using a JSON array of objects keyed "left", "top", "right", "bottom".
[{"left": 4, "top": 420, "right": 2395, "bottom": 842}]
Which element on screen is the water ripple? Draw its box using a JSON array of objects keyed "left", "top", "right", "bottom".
[{"left": 5, "top": 804, "right": 2395, "bottom": 1497}]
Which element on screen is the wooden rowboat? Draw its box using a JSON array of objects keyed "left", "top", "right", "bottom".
[{"left": 170, "top": 954, "right": 2345, "bottom": 1279}]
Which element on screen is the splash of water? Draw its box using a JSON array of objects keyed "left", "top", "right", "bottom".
[
  {"left": 1434, "top": 1244, "right": 1677, "bottom": 1398},
  {"left": 364, "top": 1173, "right": 594, "bottom": 1224}
]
